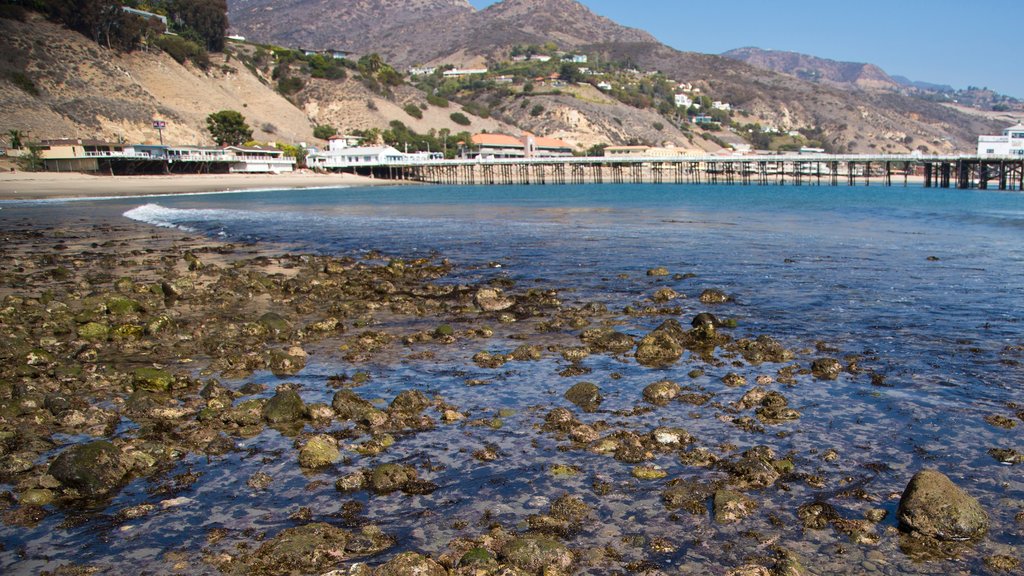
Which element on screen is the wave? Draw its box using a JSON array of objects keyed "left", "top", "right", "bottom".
[{"left": 1, "top": 185, "right": 349, "bottom": 206}]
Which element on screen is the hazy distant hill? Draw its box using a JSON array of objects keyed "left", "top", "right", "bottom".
[{"left": 721, "top": 47, "right": 900, "bottom": 91}]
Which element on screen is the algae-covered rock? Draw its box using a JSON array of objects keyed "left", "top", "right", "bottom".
[
  {"left": 375, "top": 551, "right": 446, "bottom": 576},
  {"left": 475, "top": 287, "right": 515, "bottom": 312},
  {"left": 48, "top": 440, "right": 129, "bottom": 497},
  {"left": 369, "top": 463, "right": 418, "bottom": 494},
  {"left": 811, "top": 358, "right": 843, "bottom": 380},
  {"left": 897, "top": 469, "right": 988, "bottom": 541},
  {"left": 458, "top": 547, "right": 497, "bottom": 568},
  {"left": 332, "top": 390, "right": 377, "bottom": 421},
  {"left": 258, "top": 312, "right": 292, "bottom": 338},
  {"left": 78, "top": 321, "right": 110, "bottom": 341},
  {"left": 699, "top": 289, "right": 731, "bottom": 304},
  {"left": 564, "top": 382, "right": 602, "bottom": 412},
  {"left": 635, "top": 331, "right": 683, "bottom": 368},
  {"left": 714, "top": 489, "right": 758, "bottom": 524},
  {"left": 262, "top": 388, "right": 306, "bottom": 423},
  {"left": 299, "top": 434, "right": 340, "bottom": 469},
  {"left": 580, "top": 327, "right": 635, "bottom": 354},
  {"left": 643, "top": 380, "right": 681, "bottom": 405},
  {"left": 501, "top": 534, "right": 573, "bottom": 574},
  {"left": 387, "top": 390, "right": 430, "bottom": 415},
  {"left": 133, "top": 367, "right": 174, "bottom": 392},
  {"left": 247, "top": 522, "right": 351, "bottom": 573},
  {"left": 268, "top": 346, "right": 307, "bottom": 377}
]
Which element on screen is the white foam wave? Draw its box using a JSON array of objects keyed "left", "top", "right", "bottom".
[{"left": 0, "top": 185, "right": 349, "bottom": 205}]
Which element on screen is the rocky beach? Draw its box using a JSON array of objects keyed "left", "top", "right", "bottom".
[{"left": 0, "top": 184, "right": 1022, "bottom": 575}]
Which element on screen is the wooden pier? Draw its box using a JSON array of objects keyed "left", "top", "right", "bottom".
[{"left": 340, "top": 154, "right": 1024, "bottom": 190}]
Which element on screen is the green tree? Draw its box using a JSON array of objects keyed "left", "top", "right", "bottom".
[
  {"left": 206, "top": 110, "right": 252, "bottom": 146},
  {"left": 450, "top": 112, "right": 471, "bottom": 126},
  {"left": 313, "top": 124, "right": 337, "bottom": 140},
  {"left": 17, "top": 145, "right": 45, "bottom": 172},
  {"left": 168, "top": 0, "right": 227, "bottom": 52},
  {"left": 7, "top": 129, "right": 25, "bottom": 149}
]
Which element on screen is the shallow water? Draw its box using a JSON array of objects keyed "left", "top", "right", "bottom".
[{"left": 2, "top": 183, "right": 1024, "bottom": 574}]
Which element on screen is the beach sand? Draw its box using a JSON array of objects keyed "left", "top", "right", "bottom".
[{"left": 0, "top": 170, "right": 397, "bottom": 200}]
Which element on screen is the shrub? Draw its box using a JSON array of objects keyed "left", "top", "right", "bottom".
[
  {"left": 450, "top": 112, "right": 471, "bottom": 126},
  {"left": 403, "top": 103, "right": 423, "bottom": 119},
  {"left": 653, "top": 122, "right": 664, "bottom": 131},
  {"left": 153, "top": 35, "right": 209, "bottom": 69},
  {"left": 530, "top": 104, "right": 544, "bottom": 117},
  {"left": 0, "top": 4, "right": 28, "bottom": 21},
  {"left": 7, "top": 71, "right": 38, "bottom": 96},
  {"left": 313, "top": 124, "right": 337, "bottom": 140},
  {"left": 426, "top": 94, "right": 449, "bottom": 108},
  {"left": 277, "top": 76, "right": 305, "bottom": 95}
]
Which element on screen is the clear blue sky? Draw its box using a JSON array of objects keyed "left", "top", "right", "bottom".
[{"left": 469, "top": 0, "right": 1024, "bottom": 98}]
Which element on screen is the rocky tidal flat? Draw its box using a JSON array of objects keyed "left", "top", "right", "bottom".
[{"left": 0, "top": 214, "right": 1022, "bottom": 576}]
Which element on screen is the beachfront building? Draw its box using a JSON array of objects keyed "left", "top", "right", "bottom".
[
  {"left": 38, "top": 139, "right": 128, "bottom": 172},
  {"left": 978, "top": 124, "right": 1024, "bottom": 157},
  {"left": 327, "top": 135, "right": 365, "bottom": 150},
  {"left": 224, "top": 145, "right": 296, "bottom": 173},
  {"left": 603, "top": 144, "right": 703, "bottom": 158},
  {"left": 468, "top": 133, "right": 573, "bottom": 159},
  {"left": 306, "top": 145, "right": 438, "bottom": 170}
]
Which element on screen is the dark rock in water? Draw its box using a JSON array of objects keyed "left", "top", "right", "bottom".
[
  {"left": 48, "top": 440, "right": 129, "bottom": 498},
  {"left": 897, "top": 469, "right": 988, "bottom": 541},
  {"left": 699, "top": 289, "right": 731, "bottom": 304},
  {"left": 501, "top": 534, "right": 574, "bottom": 574},
  {"left": 662, "top": 478, "right": 716, "bottom": 515},
  {"left": 811, "top": 358, "right": 843, "bottom": 380},
  {"left": 387, "top": 390, "right": 431, "bottom": 415},
  {"left": 736, "top": 335, "right": 794, "bottom": 364},
  {"left": 247, "top": 522, "right": 353, "bottom": 573},
  {"left": 646, "top": 267, "right": 670, "bottom": 277},
  {"left": 564, "top": 382, "right": 602, "bottom": 412},
  {"left": 580, "top": 327, "right": 635, "bottom": 354},
  {"left": 726, "top": 446, "right": 781, "bottom": 489},
  {"left": 298, "top": 434, "right": 340, "bottom": 469},
  {"left": 376, "top": 552, "right": 447, "bottom": 576},
  {"left": 797, "top": 501, "right": 840, "bottom": 529},
  {"left": 691, "top": 312, "right": 721, "bottom": 329},
  {"left": 713, "top": 489, "right": 758, "bottom": 524},
  {"left": 542, "top": 407, "right": 578, "bottom": 434},
  {"left": 988, "top": 448, "right": 1024, "bottom": 465},
  {"left": 636, "top": 322, "right": 687, "bottom": 367},
  {"left": 257, "top": 312, "right": 291, "bottom": 338},
  {"left": 332, "top": 390, "right": 377, "bottom": 421},
  {"left": 132, "top": 367, "right": 174, "bottom": 393},
  {"left": 262, "top": 388, "right": 306, "bottom": 423},
  {"left": 267, "top": 346, "right": 307, "bottom": 377},
  {"left": 369, "top": 463, "right": 418, "bottom": 494},
  {"left": 643, "top": 380, "right": 681, "bottom": 405}
]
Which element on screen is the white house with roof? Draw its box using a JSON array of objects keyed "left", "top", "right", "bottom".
[
  {"left": 674, "top": 93, "right": 693, "bottom": 108},
  {"left": 978, "top": 123, "right": 1024, "bottom": 157},
  {"left": 224, "top": 146, "right": 296, "bottom": 173}
]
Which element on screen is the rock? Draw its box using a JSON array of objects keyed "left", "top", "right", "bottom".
[
  {"left": 897, "top": 469, "right": 988, "bottom": 541},
  {"left": 48, "top": 441, "right": 129, "bottom": 497},
  {"left": 458, "top": 547, "right": 497, "bottom": 568},
  {"left": 651, "top": 427, "right": 693, "bottom": 446},
  {"left": 643, "top": 380, "right": 681, "bottom": 405},
  {"left": 332, "top": 390, "right": 377, "bottom": 421},
  {"left": 811, "top": 358, "right": 843, "bottom": 380},
  {"left": 797, "top": 501, "right": 839, "bottom": 529},
  {"left": 564, "top": 382, "right": 602, "bottom": 412},
  {"left": 646, "top": 267, "right": 670, "bottom": 276},
  {"left": 77, "top": 321, "right": 110, "bottom": 341},
  {"left": 691, "top": 312, "right": 721, "bottom": 329},
  {"left": 501, "top": 534, "right": 573, "bottom": 574},
  {"left": 736, "top": 335, "right": 794, "bottom": 364},
  {"left": 635, "top": 322, "right": 685, "bottom": 368},
  {"left": 299, "top": 434, "right": 340, "bottom": 469},
  {"left": 262, "top": 388, "right": 306, "bottom": 423},
  {"left": 374, "top": 551, "right": 446, "bottom": 576},
  {"left": 721, "top": 373, "right": 747, "bottom": 387},
  {"left": 19, "top": 488, "right": 55, "bottom": 506},
  {"left": 989, "top": 448, "right": 1024, "bottom": 465},
  {"left": 133, "top": 367, "right": 174, "bottom": 392},
  {"left": 258, "top": 312, "right": 292, "bottom": 338},
  {"left": 580, "top": 327, "right": 635, "bottom": 354},
  {"left": 268, "top": 346, "right": 307, "bottom": 377},
  {"left": 335, "top": 471, "right": 366, "bottom": 492},
  {"left": 662, "top": 479, "right": 716, "bottom": 515},
  {"left": 475, "top": 287, "right": 515, "bottom": 312},
  {"left": 714, "top": 489, "right": 758, "bottom": 524},
  {"left": 632, "top": 465, "right": 668, "bottom": 480},
  {"left": 652, "top": 287, "right": 678, "bottom": 303},
  {"left": 699, "top": 289, "right": 731, "bottom": 304},
  {"left": 387, "top": 390, "right": 431, "bottom": 415},
  {"left": 368, "top": 464, "right": 418, "bottom": 494},
  {"left": 727, "top": 446, "right": 781, "bottom": 489},
  {"left": 726, "top": 566, "right": 771, "bottom": 576},
  {"left": 248, "top": 522, "right": 352, "bottom": 573}
]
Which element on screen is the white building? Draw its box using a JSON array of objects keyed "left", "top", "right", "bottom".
[
  {"left": 224, "top": 146, "right": 296, "bottom": 173},
  {"left": 711, "top": 101, "right": 731, "bottom": 111},
  {"left": 674, "top": 93, "right": 693, "bottom": 108},
  {"left": 596, "top": 81, "right": 612, "bottom": 91},
  {"left": 978, "top": 123, "right": 1024, "bottom": 157},
  {"left": 408, "top": 66, "right": 437, "bottom": 76},
  {"left": 327, "top": 135, "right": 364, "bottom": 150},
  {"left": 562, "top": 55, "right": 588, "bottom": 63},
  {"left": 307, "top": 145, "right": 438, "bottom": 169},
  {"left": 443, "top": 68, "right": 488, "bottom": 78}
]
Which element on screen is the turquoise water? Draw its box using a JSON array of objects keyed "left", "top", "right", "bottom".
[{"left": 3, "top": 183, "right": 1024, "bottom": 574}]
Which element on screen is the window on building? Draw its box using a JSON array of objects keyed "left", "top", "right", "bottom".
[
  {"left": 987, "top": 149, "right": 995, "bottom": 154},
  {"left": 1012, "top": 132, "right": 1024, "bottom": 139}
]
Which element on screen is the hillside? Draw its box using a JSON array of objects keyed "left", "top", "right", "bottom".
[
  {"left": 721, "top": 47, "right": 899, "bottom": 91},
  {"left": 0, "top": 13, "right": 314, "bottom": 146},
  {"left": 227, "top": 0, "right": 1007, "bottom": 154}
]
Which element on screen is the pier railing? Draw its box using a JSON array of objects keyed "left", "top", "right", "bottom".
[{"left": 326, "top": 153, "right": 1024, "bottom": 190}]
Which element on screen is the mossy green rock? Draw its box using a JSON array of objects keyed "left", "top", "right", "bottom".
[
  {"left": 48, "top": 440, "right": 129, "bottom": 497},
  {"left": 248, "top": 522, "right": 351, "bottom": 573},
  {"left": 564, "top": 381, "right": 602, "bottom": 412},
  {"left": 106, "top": 296, "right": 143, "bottom": 316},
  {"left": 133, "top": 367, "right": 174, "bottom": 392},
  {"left": 258, "top": 312, "right": 292, "bottom": 337},
  {"left": 332, "top": 390, "right": 377, "bottom": 421},
  {"left": 635, "top": 332, "right": 683, "bottom": 368},
  {"left": 20, "top": 488, "right": 55, "bottom": 506},
  {"left": 262, "top": 389, "right": 306, "bottom": 423},
  {"left": 369, "top": 463, "right": 417, "bottom": 494},
  {"left": 713, "top": 489, "right": 758, "bottom": 524},
  {"left": 897, "top": 469, "right": 988, "bottom": 541},
  {"left": 78, "top": 321, "right": 109, "bottom": 341},
  {"left": 459, "top": 547, "right": 497, "bottom": 567},
  {"left": 501, "top": 534, "right": 573, "bottom": 574},
  {"left": 376, "top": 552, "right": 447, "bottom": 576},
  {"left": 299, "top": 434, "right": 340, "bottom": 469}
]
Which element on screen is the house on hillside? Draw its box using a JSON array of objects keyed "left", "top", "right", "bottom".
[
  {"left": 443, "top": 68, "right": 488, "bottom": 78},
  {"left": 674, "top": 94, "right": 693, "bottom": 108},
  {"left": 468, "top": 133, "right": 573, "bottom": 159},
  {"left": 562, "top": 55, "right": 588, "bottom": 63},
  {"left": 408, "top": 66, "right": 437, "bottom": 76},
  {"left": 327, "top": 135, "right": 365, "bottom": 150},
  {"left": 978, "top": 123, "right": 1024, "bottom": 157},
  {"left": 596, "top": 81, "right": 612, "bottom": 91},
  {"left": 121, "top": 7, "right": 167, "bottom": 27}
]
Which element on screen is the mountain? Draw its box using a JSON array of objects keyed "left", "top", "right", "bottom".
[
  {"left": 891, "top": 75, "right": 954, "bottom": 93},
  {"left": 721, "top": 47, "right": 900, "bottom": 91}
]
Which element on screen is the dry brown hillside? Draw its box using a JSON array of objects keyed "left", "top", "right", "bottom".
[{"left": 0, "top": 14, "right": 314, "bottom": 146}]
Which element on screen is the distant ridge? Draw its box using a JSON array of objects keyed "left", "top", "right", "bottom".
[{"left": 721, "top": 47, "right": 899, "bottom": 91}]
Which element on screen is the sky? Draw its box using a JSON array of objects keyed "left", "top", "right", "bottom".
[{"left": 468, "top": 0, "right": 1024, "bottom": 98}]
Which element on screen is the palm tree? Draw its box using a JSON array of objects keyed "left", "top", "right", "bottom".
[{"left": 7, "top": 129, "right": 25, "bottom": 149}]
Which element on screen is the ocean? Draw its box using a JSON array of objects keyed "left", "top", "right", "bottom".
[{"left": 2, "top": 183, "right": 1023, "bottom": 574}]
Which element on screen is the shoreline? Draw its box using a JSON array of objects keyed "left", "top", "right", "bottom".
[{"left": 0, "top": 170, "right": 403, "bottom": 201}]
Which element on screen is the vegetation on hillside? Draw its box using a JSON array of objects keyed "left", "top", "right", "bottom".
[{"left": 206, "top": 110, "right": 252, "bottom": 146}]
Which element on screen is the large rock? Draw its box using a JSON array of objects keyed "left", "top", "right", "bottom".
[
  {"left": 564, "top": 382, "right": 602, "bottom": 412},
  {"left": 262, "top": 388, "right": 306, "bottom": 423},
  {"left": 299, "top": 434, "right": 340, "bottom": 469},
  {"left": 501, "top": 534, "right": 573, "bottom": 574},
  {"left": 374, "top": 551, "right": 446, "bottom": 576},
  {"left": 248, "top": 523, "right": 350, "bottom": 573},
  {"left": 48, "top": 440, "right": 129, "bottom": 497},
  {"left": 897, "top": 469, "right": 988, "bottom": 541}
]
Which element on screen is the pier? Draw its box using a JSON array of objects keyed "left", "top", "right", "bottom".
[{"left": 340, "top": 154, "right": 1024, "bottom": 190}]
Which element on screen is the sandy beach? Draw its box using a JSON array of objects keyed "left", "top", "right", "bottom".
[{"left": 0, "top": 170, "right": 397, "bottom": 200}]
